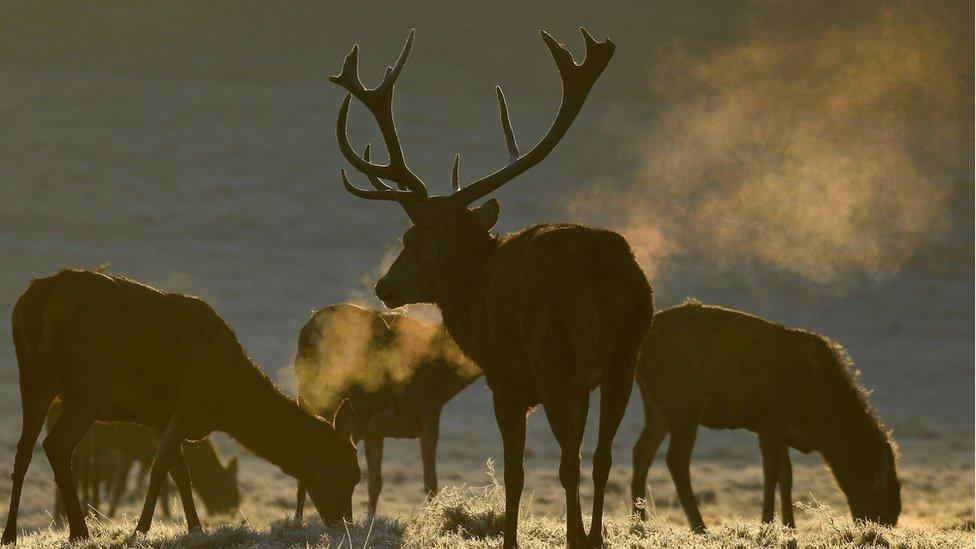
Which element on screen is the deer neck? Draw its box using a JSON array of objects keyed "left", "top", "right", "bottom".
[
  {"left": 433, "top": 236, "right": 499, "bottom": 367},
  {"left": 215, "top": 363, "right": 330, "bottom": 478},
  {"left": 817, "top": 408, "right": 888, "bottom": 494}
]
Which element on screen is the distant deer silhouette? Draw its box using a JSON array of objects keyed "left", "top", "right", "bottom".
[
  {"left": 631, "top": 300, "right": 901, "bottom": 532},
  {"left": 292, "top": 303, "right": 481, "bottom": 518},
  {"left": 103, "top": 426, "right": 240, "bottom": 518},
  {"left": 49, "top": 415, "right": 239, "bottom": 522},
  {"left": 327, "top": 28, "right": 653, "bottom": 548},
  {"left": 1, "top": 270, "right": 359, "bottom": 544}
]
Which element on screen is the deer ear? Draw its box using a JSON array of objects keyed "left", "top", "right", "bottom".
[
  {"left": 297, "top": 394, "right": 314, "bottom": 413},
  {"left": 333, "top": 398, "right": 355, "bottom": 439},
  {"left": 471, "top": 198, "right": 499, "bottom": 231},
  {"left": 226, "top": 456, "right": 239, "bottom": 479}
]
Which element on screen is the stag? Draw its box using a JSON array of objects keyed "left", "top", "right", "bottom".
[
  {"left": 293, "top": 303, "right": 482, "bottom": 517},
  {"left": 1, "top": 270, "right": 359, "bottom": 544},
  {"left": 327, "top": 29, "right": 653, "bottom": 548},
  {"left": 631, "top": 300, "right": 901, "bottom": 532}
]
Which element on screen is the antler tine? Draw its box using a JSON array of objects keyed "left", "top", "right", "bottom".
[
  {"left": 362, "top": 144, "right": 393, "bottom": 191},
  {"left": 332, "top": 29, "right": 428, "bottom": 199},
  {"left": 451, "top": 153, "right": 461, "bottom": 191},
  {"left": 380, "top": 29, "right": 415, "bottom": 94},
  {"left": 338, "top": 144, "right": 417, "bottom": 201},
  {"left": 449, "top": 28, "right": 615, "bottom": 205},
  {"left": 495, "top": 86, "right": 520, "bottom": 163}
]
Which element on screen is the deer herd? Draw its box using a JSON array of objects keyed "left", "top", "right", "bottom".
[{"left": 1, "top": 28, "right": 900, "bottom": 549}]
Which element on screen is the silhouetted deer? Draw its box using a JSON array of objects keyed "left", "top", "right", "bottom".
[
  {"left": 1, "top": 270, "right": 359, "bottom": 544},
  {"left": 327, "top": 29, "right": 653, "bottom": 548},
  {"left": 631, "top": 300, "right": 901, "bottom": 532},
  {"left": 49, "top": 418, "right": 239, "bottom": 522},
  {"left": 103, "top": 427, "right": 240, "bottom": 518},
  {"left": 292, "top": 303, "right": 481, "bottom": 518}
]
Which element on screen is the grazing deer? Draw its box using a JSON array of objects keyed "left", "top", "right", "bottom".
[
  {"left": 50, "top": 420, "right": 239, "bottom": 522},
  {"left": 327, "top": 29, "right": 653, "bottom": 548},
  {"left": 1, "top": 270, "right": 359, "bottom": 544},
  {"left": 103, "top": 427, "right": 240, "bottom": 518},
  {"left": 631, "top": 300, "right": 901, "bottom": 532},
  {"left": 292, "top": 303, "right": 482, "bottom": 518}
]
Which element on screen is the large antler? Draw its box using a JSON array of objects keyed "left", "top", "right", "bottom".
[
  {"left": 447, "top": 28, "right": 615, "bottom": 205},
  {"left": 332, "top": 29, "right": 428, "bottom": 200},
  {"left": 333, "top": 28, "right": 613, "bottom": 205}
]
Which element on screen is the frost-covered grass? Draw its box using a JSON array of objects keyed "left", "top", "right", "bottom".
[{"left": 7, "top": 463, "right": 973, "bottom": 548}]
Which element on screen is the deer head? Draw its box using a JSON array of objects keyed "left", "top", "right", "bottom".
[
  {"left": 205, "top": 455, "right": 240, "bottom": 515},
  {"left": 847, "top": 440, "right": 901, "bottom": 526},
  {"left": 301, "top": 398, "right": 359, "bottom": 522},
  {"left": 331, "top": 29, "right": 615, "bottom": 308}
]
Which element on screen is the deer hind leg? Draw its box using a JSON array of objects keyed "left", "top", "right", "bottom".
[
  {"left": 588, "top": 363, "right": 635, "bottom": 548},
  {"left": 364, "top": 436, "right": 384, "bottom": 513},
  {"left": 2, "top": 385, "right": 54, "bottom": 544},
  {"left": 492, "top": 390, "right": 527, "bottom": 549},
  {"left": 631, "top": 393, "right": 669, "bottom": 521},
  {"left": 167, "top": 447, "right": 201, "bottom": 532},
  {"left": 419, "top": 408, "right": 441, "bottom": 500},
  {"left": 542, "top": 390, "right": 588, "bottom": 549},
  {"left": 759, "top": 435, "right": 783, "bottom": 524},
  {"left": 778, "top": 445, "right": 795, "bottom": 528},
  {"left": 666, "top": 416, "right": 706, "bottom": 533},
  {"left": 42, "top": 401, "right": 95, "bottom": 541}
]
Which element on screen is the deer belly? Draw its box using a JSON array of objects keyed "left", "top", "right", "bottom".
[
  {"left": 365, "top": 409, "right": 421, "bottom": 439},
  {"left": 91, "top": 381, "right": 175, "bottom": 428}
]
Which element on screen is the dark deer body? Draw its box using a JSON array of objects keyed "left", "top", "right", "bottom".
[
  {"left": 631, "top": 301, "right": 900, "bottom": 532},
  {"left": 292, "top": 303, "right": 481, "bottom": 516},
  {"left": 2, "top": 270, "right": 358, "bottom": 544},
  {"left": 327, "top": 29, "right": 653, "bottom": 547}
]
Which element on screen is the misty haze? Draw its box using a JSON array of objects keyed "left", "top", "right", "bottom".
[{"left": 0, "top": 1, "right": 972, "bottom": 547}]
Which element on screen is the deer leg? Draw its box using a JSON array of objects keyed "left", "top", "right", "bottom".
[
  {"left": 492, "top": 391, "right": 527, "bottom": 549},
  {"left": 89, "top": 431, "right": 103, "bottom": 513},
  {"left": 159, "top": 480, "right": 173, "bottom": 519},
  {"left": 666, "top": 419, "right": 706, "bottom": 533},
  {"left": 167, "top": 448, "right": 201, "bottom": 532},
  {"left": 589, "top": 369, "right": 635, "bottom": 548},
  {"left": 759, "top": 434, "right": 782, "bottom": 524},
  {"left": 542, "top": 391, "right": 588, "bottom": 549},
  {"left": 364, "top": 436, "right": 384, "bottom": 514},
  {"left": 42, "top": 402, "right": 94, "bottom": 541},
  {"left": 631, "top": 394, "right": 669, "bottom": 521},
  {"left": 419, "top": 408, "right": 441, "bottom": 500},
  {"left": 107, "top": 457, "right": 133, "bottom": 517},
  {"left": 135, "top": 409, "right": 190, "bottom": 533},
  {"left": 778, "top": 445, "right": 795, "bottom": 528},
  {"left": 2, "top": 387, "right": 53, "bottom": 544},
  {"left": 75, "top": 434, "right": 91, "bottom": 516},
  {"left": 294, "top": 483, "right": 307, "bottom": 522}
]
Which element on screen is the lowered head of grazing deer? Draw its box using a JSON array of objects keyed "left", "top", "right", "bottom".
[
  {"left": 330, "top": 28, "right": 614, "bottom": 311},
  {"left": 847, "top": 442, "right": 901, "bottom": 525},
  {"left": 330, "top": 29, "right": 654, "bottom": 549},
  {"left": 181, "top": 440, "right": 240, "bottom": 516}
]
